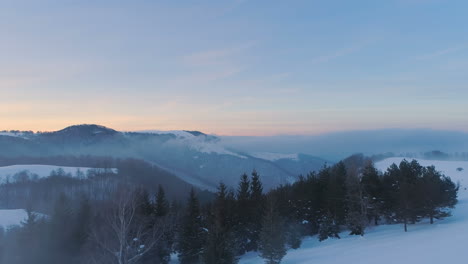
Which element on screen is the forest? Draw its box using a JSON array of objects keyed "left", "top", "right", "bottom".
[{"left": 0, "top": 155, "right": 459, "bottom": 264}]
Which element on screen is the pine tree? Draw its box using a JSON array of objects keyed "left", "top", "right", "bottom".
[
  {"left": 361, "top": 162, "right": 383, "bottom": 225},
  {"left": 259, "top": 198, "right": 286, "bottom": 264},
  {"left": 154, "top": 185, "right": 171, "bottom": 264},
  {"left": 235, "top": 173, "right": 251, "bottom": 254},
  {"left": 328, "top": 162, "right": 347, "bottom": 225},
  {"left": 384, "top": 160, "right": 423, "bottom": 232},
  {"left": 177, "top": 189, "right": 206, "bottom": 264},
  {"left": 318, "top": 212, "right": 340, "bottom": 241},
  {"left": 420, "top": 166, "right": 458, "bottom": 224},
  {"left": 71, "top": 198, "right": 92, "bottom": 256},
  {"left": 237, "top": 173, "right": 251, "bottom": 202},
  {"left": 316, "top": 164, "right": 343, "bottom": 240},
  {"left": 345, "top": 171, "right": 366, "bottom": 236},
  {"left": 285, "top": 221, "right": 302, "bottom": 250},
  {"left": 135, "top": 188, "right": 154, "bottom": 219},
  {"left": 203, "top": 183, "right": 238, "bottom": 264},
  {"left": 251, "top": 170, "right": 264, "bottom": 202},
  {"left": 155, "top": 185, "right": 169, "bottom": 217},
  {"left": 250, "top": 170, "right": 265, "bottom": 251}
]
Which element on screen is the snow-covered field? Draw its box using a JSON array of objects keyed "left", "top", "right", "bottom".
[
  {"left": 239, "top": 158, "right": 468, "bottom": 264},
  {"left": 0, "top": 165, "right": 116, "bottom": 183},
  {"left": 0, "top": 209, "right": 28, "bottom": 230}
]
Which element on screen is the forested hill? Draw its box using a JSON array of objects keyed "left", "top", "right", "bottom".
[{"left": 0, "top": 124, "right": 327, "bottom": 190}]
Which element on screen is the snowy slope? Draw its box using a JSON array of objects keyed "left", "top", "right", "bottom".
[
  {"left": 0, "top": 165, "right": 117, "bottom": 183},
  {"left": 0, "top": 209, "right": 28, "bottom": 229},
  {"left": 0, "top": 132, "right": 23, "bottom": 138},
  {"left": 138, "top": 130, "right": 247, "bottom": 158},
  {"left": 238, "top": 158, "right": 468, "bottom": 264}
]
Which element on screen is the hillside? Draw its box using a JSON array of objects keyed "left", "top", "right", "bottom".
[
  {"left": 238, "top": 158, "right": 468, "bottom": 264},
  {"left": 0, "top": 125, "right": 327, "bottom": 190}
]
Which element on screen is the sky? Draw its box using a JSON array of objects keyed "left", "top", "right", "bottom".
[{"left": 1, "top": 0, "right": 467, "bottom": 136}]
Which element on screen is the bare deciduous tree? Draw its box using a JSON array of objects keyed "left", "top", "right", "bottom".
[{"left": 91, "top": 187, "right": 164, "bottom": 264}]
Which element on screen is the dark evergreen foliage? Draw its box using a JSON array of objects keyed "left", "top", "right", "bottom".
[
  {"left": 0, "top": 156, "right": 459, "bottom": 264},
  {"left": 177, "top": 189, "right": 206, "bottom": 264},
  {"left": 203, "top": 183, "right": 238, "bottom": 264},
  {"left": 259, "top": 198, "right": 286, "bottom": 264}
]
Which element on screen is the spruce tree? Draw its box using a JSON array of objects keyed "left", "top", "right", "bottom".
[
  {"left": 318, "top": 211, "right": 340, "bottom": 241},
  {"left": 259, "top": 198, "right": 286, "bottom": 264},
  {"left": 328, "top": 162, "right": 347, "bottom": 225},
  {"left": 361, "top": 162, "right": 383, "bottom": 225},
  {"left": 135, "top": 188, "right": 154, "bottom": 219},
  {"left": 155, "top": 185, "right": 171, "bottom": 264},
  {"left": 250, "top": 170, "right": 265, "bottom": 251},
  {"left": 345, "top": 171, "right": 366, "bottom": 236},
  {"left": 285, "top": 222, "right": 302, "bottom": 250},
  {"left": 178, "top": 189, "right": 206, "bottom": 264},
  {"left": 203, "top": 183, "right": 238, "bottom": 264},
  {"left": 71, "top": 198, "right": 92, "bottom": 256},
  {"left": 155, "top": 185, "right": 169, "bottom": 217},
  {"left": 235, "top": 173, "right": 251, "bottom": 254}
]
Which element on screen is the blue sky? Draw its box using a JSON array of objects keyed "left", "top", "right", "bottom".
[{"left": 1, "top": 0, "right": 467, "bottom": 135}]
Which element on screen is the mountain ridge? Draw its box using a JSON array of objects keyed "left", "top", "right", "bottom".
[{"left": 0, "top": 124, "right": 327, "bottom": 190}]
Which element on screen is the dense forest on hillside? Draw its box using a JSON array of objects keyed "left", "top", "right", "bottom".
[{"left": 0, "top": 155, "right": 459, "bottom": 264}]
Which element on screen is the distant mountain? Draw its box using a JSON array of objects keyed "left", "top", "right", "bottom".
[{"left": 0, "top": 125, "right": 328, "bottom": 190}]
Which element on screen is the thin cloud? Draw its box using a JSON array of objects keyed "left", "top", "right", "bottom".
[{"left": 415, "top": 45, "right": 465, "bottom": 60}]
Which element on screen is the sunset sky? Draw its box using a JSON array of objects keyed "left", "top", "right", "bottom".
[{"left": 1, "top": 0, "right": 468, "bottom": 135}]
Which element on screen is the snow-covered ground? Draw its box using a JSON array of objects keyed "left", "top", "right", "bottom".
[
  {"left": 0, "top": 209, "right": 28, "bottom": 230},
  {"left": 238, "top": 158, "right": 468, "bottom": 264},
  {"left": 0, "top": 165, "right": 117, "bottom": 183},
  {"left": 0, "top": 132, "right": 29, "bottom": 138}
]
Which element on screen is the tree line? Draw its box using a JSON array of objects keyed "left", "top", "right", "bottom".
[{"left": 0, "top": 157, "right": 459, "bottom": 264}]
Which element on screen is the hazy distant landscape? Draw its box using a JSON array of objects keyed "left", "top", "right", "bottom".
[{"left": 1, "top": 0, "right": 467, "bottom": 263}]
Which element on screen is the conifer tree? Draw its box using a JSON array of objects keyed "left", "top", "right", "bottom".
[
  {"left": 155, "top": 185, "right": 169, "bottom": 217},
  {"left": 204, "top": 183, "right": 238, "bottom": 264},
  {"left": 135, "top": 188, "right": 154, "bottom": 219},
  {"left": 155, "top": 185, "right": 171, "bottom": 264},
  {"left": 420, "top": 166, "right": 458, "bottom": 224},
  {"left": 328, "top": 162, "right": 347, "bottom": 225},
  {"left": 345, "top": 170, "right": 367, "bottom": 236},
  {"left": 384, "top": 160, "right": 423, "bottom": 232},
  {"left": 285, "top": 222, "right": 302, "bottom": 250},
  {"left": 318, "top": 212, "right": 340, "bottom": 241},
  {"left": 235, "top": 173, "right": 251, "bottom": 254},
  {"left": 250, "top": 170, "right": 265, "bottom": 251},
  {"left": 361, "top": 162, "right": 383, "bottom": 225},
  {"left": 178, "top": 189, "right": 206, "bottom": 264},
  {"left": 259, "top": 198, "right": 286, "bottom": 264},
  {"left": 72, "top": 198, "right": 92, "bottom": 255}
]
